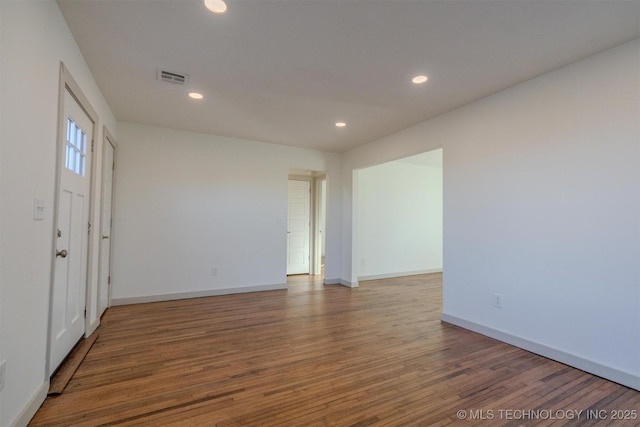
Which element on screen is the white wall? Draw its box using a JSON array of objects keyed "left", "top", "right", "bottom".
[
  {"left": 111, "top": 122, "right": 342, "bottom": 303},
  {"left": 0, "top": 2, "right": 4, "bottom": 421},
  {"left": 342, "top": 39, "right": 640, "bottom": 389},
  {"left": 357, "top": 151, "right": 442, "bottom": 280},
  {"left": 0, "top": 1, "right": 116, "bottom": 425}
]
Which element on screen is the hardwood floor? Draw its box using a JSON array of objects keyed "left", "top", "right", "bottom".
[{"left": 30, "top": 273, "right": 639, "bottom": 426}]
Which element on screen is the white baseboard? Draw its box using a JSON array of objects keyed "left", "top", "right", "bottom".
[
  {"left": 10, "top": 380, "right": 49, "bottom": 427},
  {"left": 111, "top": 283, "right": 287, "bottom": 306},
  {"left": 323, "top": 278, "right": 359, "bottom": 288},
  {"left": 358, "top": 268, "right": 442, "bottom": 282},
  {"left": 441, "top": 313, "right": 640, "bottom": 391}
]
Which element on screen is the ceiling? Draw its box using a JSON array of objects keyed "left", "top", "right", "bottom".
[{"left": 57, "top": 0, "right": 640, "bottom": 153}]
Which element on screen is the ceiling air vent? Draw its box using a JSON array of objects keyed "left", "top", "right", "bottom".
[{"left": 157, "top": 69, "right": 189, "bottom": 85}]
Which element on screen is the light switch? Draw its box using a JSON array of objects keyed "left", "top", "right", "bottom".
[{"left": 34, "top": 197, "right": 45, "bottom": 220}]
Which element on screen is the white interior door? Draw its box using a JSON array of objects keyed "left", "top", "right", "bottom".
[
  {"left": 98, "top": 136, "right": 115, "bottom": 316},
  {"left": 287, "top": 180, "right": 310, "bottom": 275},
  {"left": 50, "top": 87, "right": 93, "bottom": 372},
  {"left": 320, "top": 179, "right": 326, "bottom": 258},
  {"left": 313, "top": 178, "right": 327, "bottom": 275}
]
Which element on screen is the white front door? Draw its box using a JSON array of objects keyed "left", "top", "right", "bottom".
[
  {"left": 287, "top": 180, "right": 310, "bottom": 275},
  {"left": 50, "top": 87, "right": 93, "bottom": 372},
  {"left": 98, "top": 136, "right": 115, "bottom": 316}
]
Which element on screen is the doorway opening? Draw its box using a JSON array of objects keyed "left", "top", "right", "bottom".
[
  {"left": 287, "top": 169, "right": 327, "bottom": 285},
  {"left": 48, "top": 64, "right": 99, "bottom": 375},
  {"left": 354, "top": 148, "right": 443, "bottom": 282},
  {"left": 97, "top": 127, "right": 116, "bottom": 317}
]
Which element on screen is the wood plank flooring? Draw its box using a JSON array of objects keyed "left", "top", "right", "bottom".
[{"left": 30, "top": 273, "right": 639, "bottom": 426}]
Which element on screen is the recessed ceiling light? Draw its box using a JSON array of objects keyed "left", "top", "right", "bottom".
[
  {"left": 188, "top": 92, "right": 204, "bottom": 100},
  {"left": 204, "top": 0, "right": 227, "bottom": 14},
  {"left": 335, "top": 122, "right": 346, "bottom": 127},
  {"left": 412, "top": 75, "right": 428, "bottom": 84}
]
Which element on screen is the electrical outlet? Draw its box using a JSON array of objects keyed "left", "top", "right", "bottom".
[
  {"left": 211, "top": 267, "right": 218, "bottom": 276},
  {"left": 493, "top": 293, "right": 503, "bottom": 309},
  {"left": 0, "top": 360, "right": 7, "bottom": 390}
]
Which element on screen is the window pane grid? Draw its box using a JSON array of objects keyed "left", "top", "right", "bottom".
[{"left": 65, "top": 118, "right": 87, "bottom": 176}]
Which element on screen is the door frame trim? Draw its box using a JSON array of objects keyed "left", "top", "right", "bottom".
[
  {"left": 287, "top": 173, "right": 327, "bottom": 276},
  {"left": 46, "top": 62, "right": 100, "bottom": 377},
  {"left": 286, "top": 178, "right": 312, "bottom": 275}
]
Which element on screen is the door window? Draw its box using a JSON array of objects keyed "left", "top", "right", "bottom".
[{"left": 65, "top": 117, "right": 87, "bottom": 176}]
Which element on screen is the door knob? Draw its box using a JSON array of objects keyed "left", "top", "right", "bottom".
[
  {"left": 102, "top": 235, "right": 110, "bottom": 239},
  {"left": 56, "top": 249, "right": 68, "bottom": 258}
]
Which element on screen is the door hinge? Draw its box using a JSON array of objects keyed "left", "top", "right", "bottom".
[
  {"left": 113, "top": 161, "right": 115, "bottom": 171},
  {"left": 108, "top": 276, "right": 111, "bottom": 285},
  {"left": 91, "top": 140, "right": 95, "bottom": 152},
  {"left": 88, "top": 222, "right": 92, "bottom": 235},
  {"left": 84, "top": 308, "right": 87, "bottom": 319}
]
